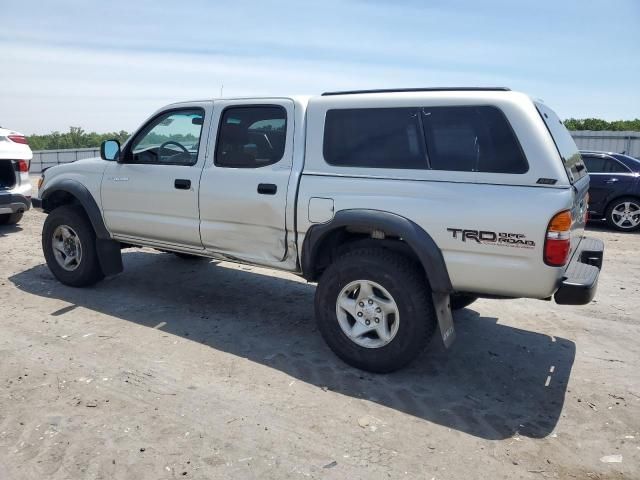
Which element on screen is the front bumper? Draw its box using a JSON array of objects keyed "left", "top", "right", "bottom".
[
  {"left": 554, "top": 236, "right": 604, "bottom": 305},
  {"left": 0, "top": 192, "right": 31, "bottom": 215},
  {"left": 31, "top": 196, "right": 42, "bottom": 210}
]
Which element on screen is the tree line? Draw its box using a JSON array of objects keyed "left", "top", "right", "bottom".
[
  {"left": 27, "top": 127, "right": 130, "bottom": 151},
  {"left": 563, "top": 118, "right": 640, "bottom": 132},
  {"left": 24, "top": 120, "right": 640, "bottom": 150}
]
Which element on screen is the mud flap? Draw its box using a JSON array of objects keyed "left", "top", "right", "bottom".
[
  {"left": 96, "top": 239, "right": 123, "bottom": 277},
  {"left": 432, "top": 292, "right": 456, "bottom": 348}
]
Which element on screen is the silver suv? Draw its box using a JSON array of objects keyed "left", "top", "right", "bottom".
[{"left": 33, "top": 87, "right": 604, "bottom": 372}]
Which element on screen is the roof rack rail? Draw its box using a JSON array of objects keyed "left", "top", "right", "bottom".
[{"left": 321, "top": 87, "right": 511, "bottom": 96}]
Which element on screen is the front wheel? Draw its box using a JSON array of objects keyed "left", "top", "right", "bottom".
[
  {"left": 42, "top": 205, "right": 105, "bottom": 287},
  {"left": 315, "top": 248, "right": 436, "bottom": 373},
  {"left": 605, "top": 197, "right": 640, "bottom": 232}
]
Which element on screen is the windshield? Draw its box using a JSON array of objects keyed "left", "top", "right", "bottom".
[{"left": 535, "top": 102, "right": 587, "bottom": 183}]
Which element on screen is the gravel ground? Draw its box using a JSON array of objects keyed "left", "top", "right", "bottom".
[{"left": 0, "top": 207, "right": 639, "bottom": 479}]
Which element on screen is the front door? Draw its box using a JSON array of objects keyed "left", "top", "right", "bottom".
[
  {"left": 101, "top": 106, "right": 210, "bottom": 247},
  {"left": 199, "top": 100, "right": 294, "bottom": 266}
]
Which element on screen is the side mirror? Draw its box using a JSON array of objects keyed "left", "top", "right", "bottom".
[{"left": 100, "top": 139, "right": 121, "bottom": 161}]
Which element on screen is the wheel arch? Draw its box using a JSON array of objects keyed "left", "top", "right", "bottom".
[
  {"left": 42, "top": 179, "right": 110, "bottom": 240},
  {"left": 41, "top": 179, "right": 122, "bottom": 276},
  {"left": 300, "top": 209, "right": 453, "bottom": 294}
]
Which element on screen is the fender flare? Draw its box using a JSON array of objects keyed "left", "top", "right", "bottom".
[
  {"left": 42, "top": 179, "right": 110, "bottom": 239},
  {"left": 41, "top": 179, "right": 122, "bottom": 276},
  {"left": 300, "top": 209, "right": 453, "bottom": 294}
]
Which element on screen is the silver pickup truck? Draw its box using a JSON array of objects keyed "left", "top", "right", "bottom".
[{"left": 32, "top": 87, "right": 604, "bottom": 372}]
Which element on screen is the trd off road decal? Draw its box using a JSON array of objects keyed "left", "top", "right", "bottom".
[{"left": 447, "top": 228, "right": 535, "bottom": 249}]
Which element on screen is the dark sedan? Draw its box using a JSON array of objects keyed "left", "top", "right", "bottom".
[{"left": 581, "top": 150, "right": 640, "bottom": 231}]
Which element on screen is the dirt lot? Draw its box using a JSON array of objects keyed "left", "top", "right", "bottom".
[{"left": 1, "top": 207, "right": 639, "bottom": 480}]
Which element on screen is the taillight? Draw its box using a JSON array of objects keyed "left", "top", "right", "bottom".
[
  {"left": 17, "top": 160, "right": 30, "bottom": 172},
  {"left": 8, "top": 134, "right": 28, "bottom": 145},
  {"left": 544, "top": 210, "right": 572, "bottom": 267}
]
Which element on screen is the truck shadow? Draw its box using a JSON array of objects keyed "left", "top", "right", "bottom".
[{"left": 10, "top": 251, "right": 575, "bottom": 441}]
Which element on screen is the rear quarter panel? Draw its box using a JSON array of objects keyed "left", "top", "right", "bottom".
[
  {"left": 298, "top": 175, "right": 573, "bottom": 298},
  {"left": 298, "top": 91, "right": 578, "bottom": 299}
]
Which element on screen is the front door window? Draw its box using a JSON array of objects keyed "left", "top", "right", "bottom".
[{"left": 129, "top": 109, "right": 204, "bottom": 165}]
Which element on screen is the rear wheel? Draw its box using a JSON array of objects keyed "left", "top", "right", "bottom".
[
  {"left": 0, "top": 212, "right": 23, "bottom": 225},
  {"left": 315, "top": 248, "right": 436, "bottom": 373},
  {"left": 605, "top": 197, "right": 640, "bottom": 231},
  {"left": 42, "top": 205, "right": 105, "bottom": 287},
  {"left": 450, "top": 294, "right": 477, "bottom": 311}
]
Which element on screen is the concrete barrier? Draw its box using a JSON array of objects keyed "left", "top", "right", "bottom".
[{"left": 30, "top": 147, "right": 100, "bottom": 173}]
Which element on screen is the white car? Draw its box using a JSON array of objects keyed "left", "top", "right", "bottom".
[
  {"left": 0, "top": 126, "right": 32, "bottom": 225},
  {"left": 33, "top": 88, "right": 604, "bottom": 372}
]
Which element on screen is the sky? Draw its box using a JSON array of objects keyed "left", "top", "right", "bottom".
[{"left": 0, "top": 0, "right": 638, "bottom": 134}]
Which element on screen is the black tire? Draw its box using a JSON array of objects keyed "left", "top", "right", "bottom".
[
  {"left": 42, "top": 205, "right": 105, "bottom": 287},
  {"left": 605, "top": 196, "right": 640, "bottom": 232},
  {"left": 450, "top": 294, "right": 477, "bottom": 311},
  {"left": 315, "top": 248, "right": 436, "bottom": 373},
  {"left": 0, "top": 212, "right": 23, "bottom": 225},
  {"left": 173, "top": 252, "right": 207, "bottom": 260}
]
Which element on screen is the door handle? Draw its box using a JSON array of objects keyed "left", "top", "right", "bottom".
[
  {"left": 605, "top": 178, "right": 619, "bottom": 184},
  {"left": 174, "top": 179, "right": 191, "bottom": 190},
  {"left": 257, "top": 183, "right": 277, "bottom": 195}
]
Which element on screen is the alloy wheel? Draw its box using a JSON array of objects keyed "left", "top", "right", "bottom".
[
  {"left": 335, "top": 280, "right": 400, "bottom": 348},
  {"left": 52, "top": 225, "right": 83, "bottom": 271}
]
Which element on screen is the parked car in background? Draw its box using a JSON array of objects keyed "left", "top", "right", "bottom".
[
  {"left": 581, "top": 150, "right": 640, "bottom": 231},
  {"left": 0, "top": 126, "right": 32, "bottom": 225}
]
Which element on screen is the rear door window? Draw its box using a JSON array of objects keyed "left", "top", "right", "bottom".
[
  {"left": 215, "top": 106, "right": 286, "bottom": 168},
  {"left": 535, "top": 102, "right": 587, "bottom": 182}
]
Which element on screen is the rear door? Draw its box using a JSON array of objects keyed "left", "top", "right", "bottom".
[
  {"left": 199, "top": 99, "right": 294, "bottom": 266},
  {"left": 535, "top": 102, "right": 589, "bottom": 256}
]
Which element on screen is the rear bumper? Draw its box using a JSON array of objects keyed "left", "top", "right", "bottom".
[
  {"left": 0, "top": 192, "right": 31, "bottom": 215},
  {"left": 554, "top": 237, "right": 604, "bottom": 305}
]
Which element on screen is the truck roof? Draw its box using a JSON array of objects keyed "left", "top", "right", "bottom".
[
  {"left": 165, "top": 89, "right": 541, "bottom": 119},
  {"left": 321, "top": 87, "right": 511, "bottom": 96},
  {"left": 171, "top": 87, "right": 521, "bottom": 106}
]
